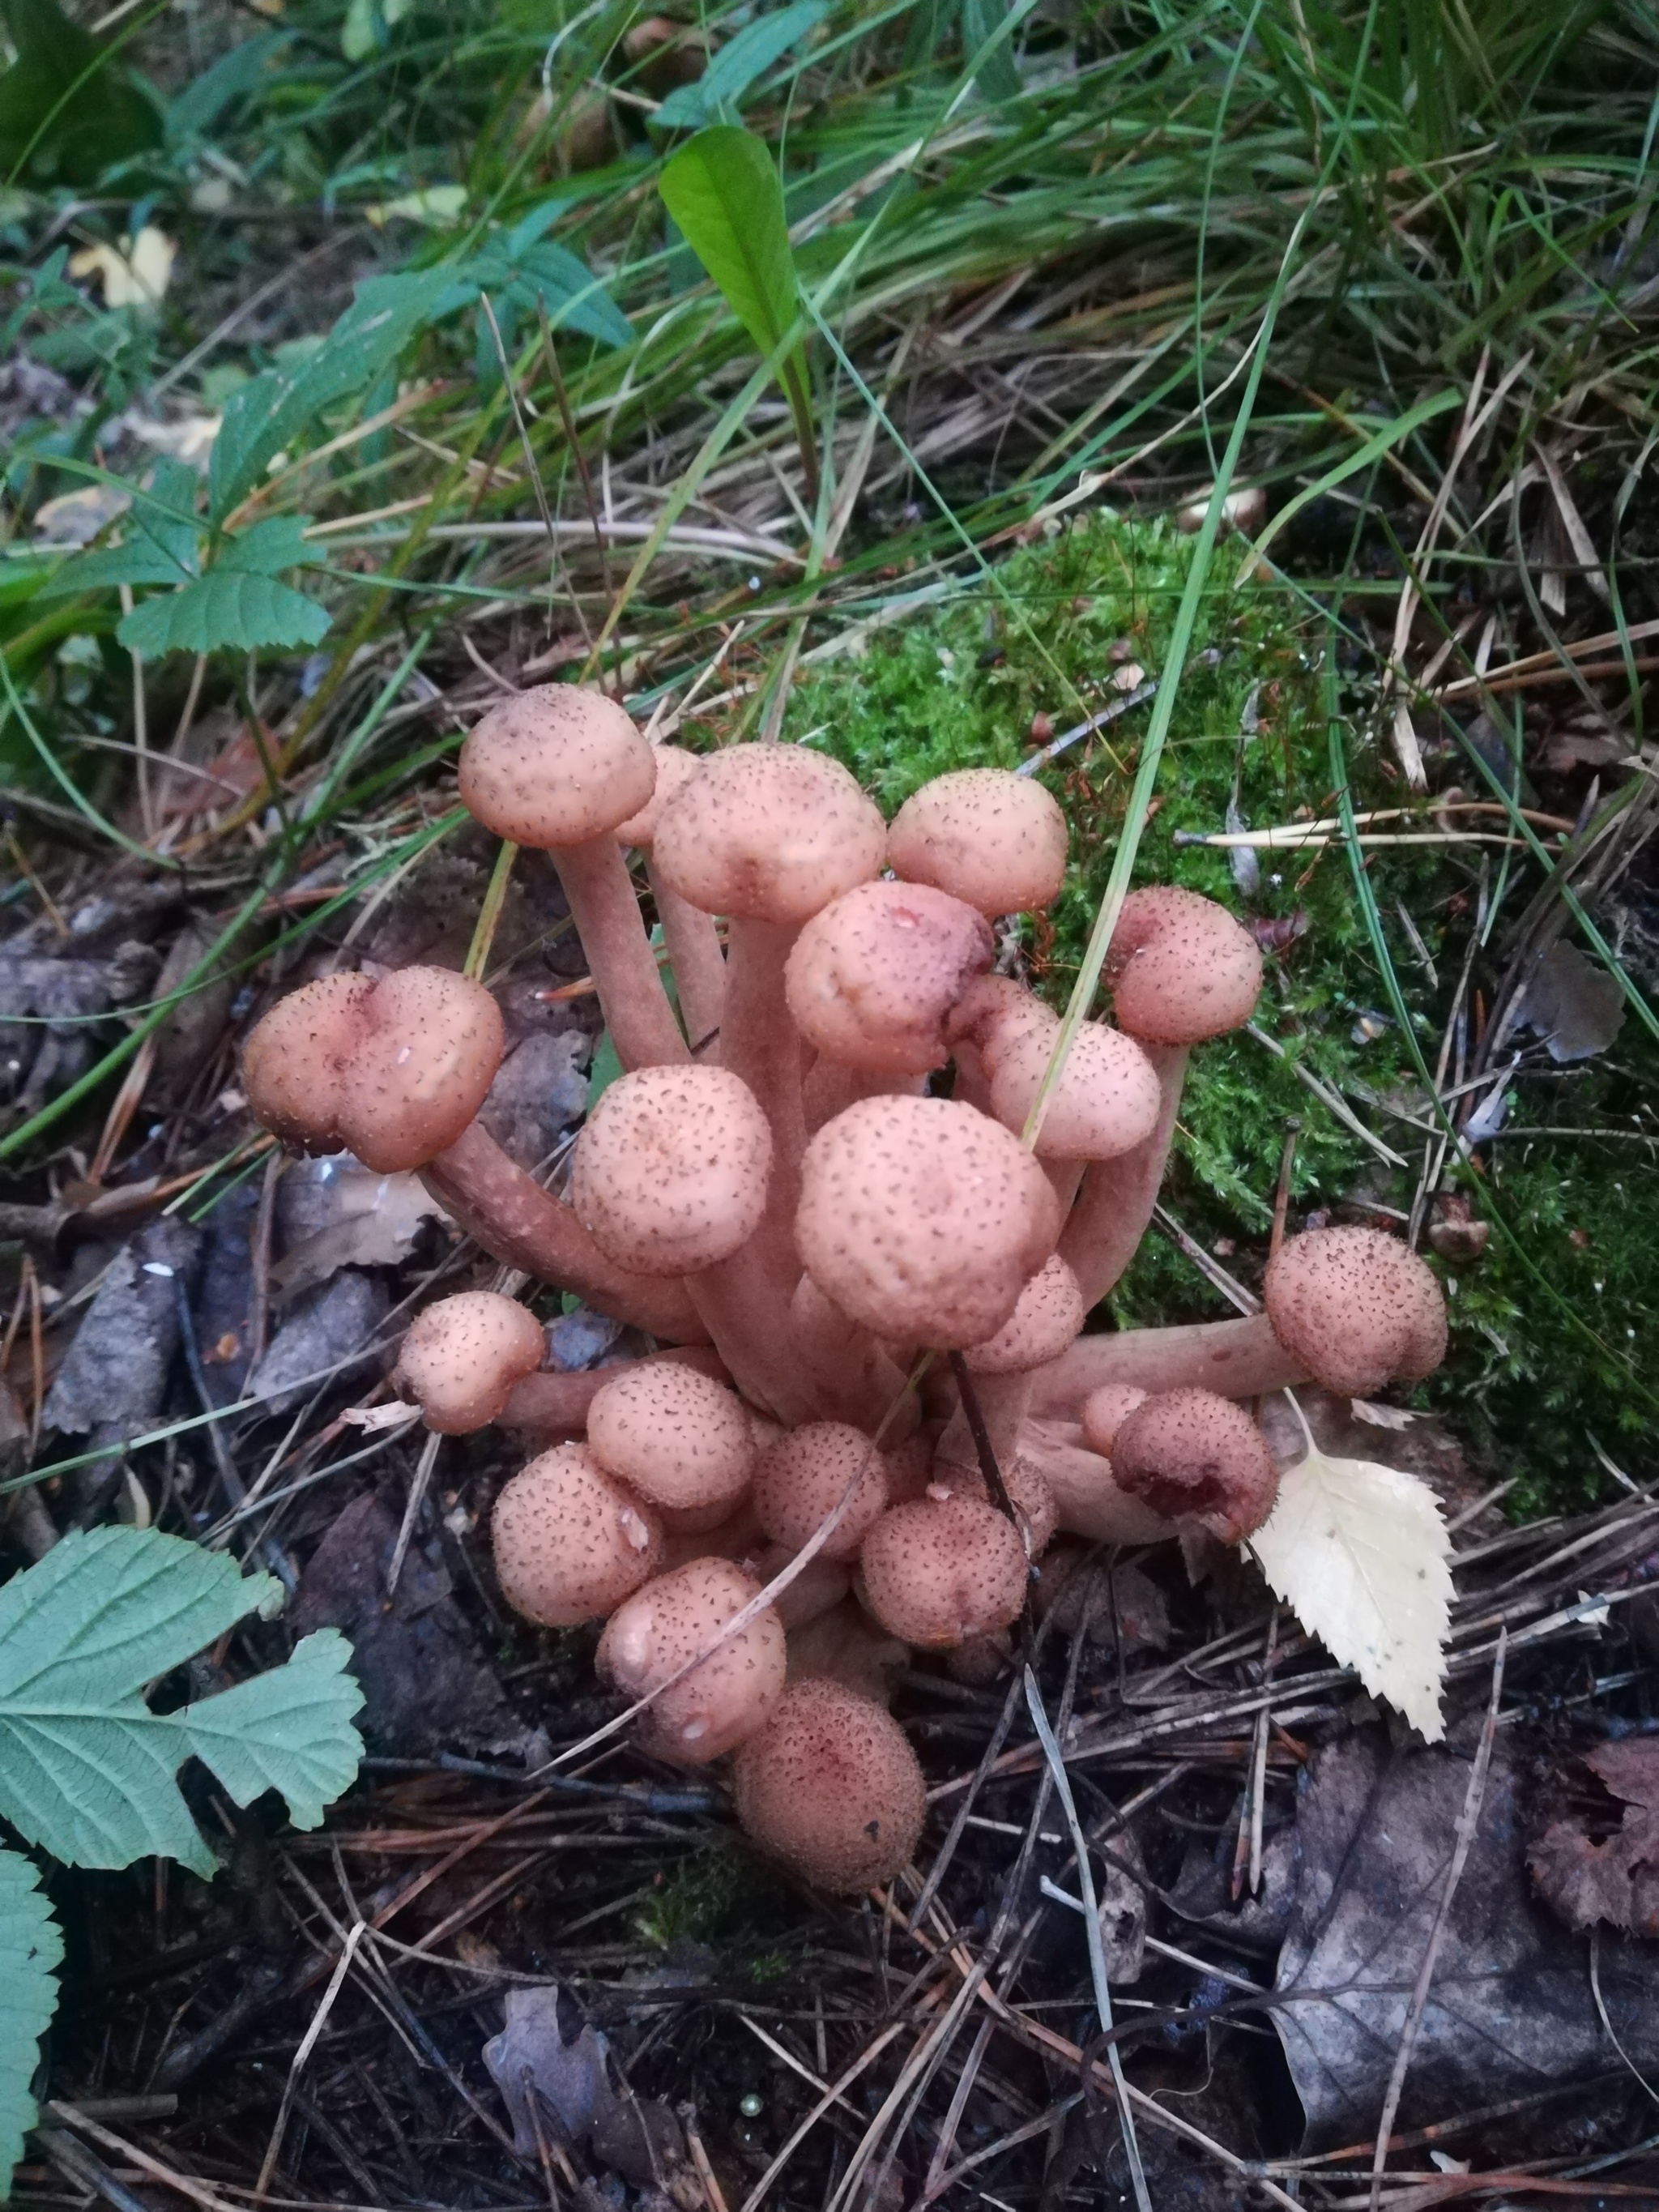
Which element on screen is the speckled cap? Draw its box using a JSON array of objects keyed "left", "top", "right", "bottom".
[
  {"left": 570, "top": 1064, "right": 772, "bottom": 1274},
  {"left": 596, "top": 1557, "right": 786, "bottom": 1766},
  {"left": 962, "top": 1254, "right": 1085, "bottom": 1374},
  {"left": 856, "top": 1496, "right": 1026, "bottom": 1647},
  {"left": 492, "top": 1443, "right": 663, "bottom": 1627},
  {"left": 651, "top": 742, "right": 885, "bottom": 924},
  {"left": 458, "top": 684, "right": 656, "bottom": 848},
  {"left": 753, "top": 1421, "right": 889, "bottom": 1561},
  {"left": 1264, "top": 1225, "right": 1448, "bottom": 1397},
  {"left": 784, "top": 879, "right": 994, "bottom": 1074},
  {"left": 1104, "top": 886, "right": 1263, "bottom": 1044},
  {"left": 1109, "top": 1388, "right": 1277, "bottom": 1542},
  {"left": 887, "top": 768, "right": 1068, "bottom": 915},
  {"left": 733, "top": 1678, "right": 926, "bottom": 1892},
  {"left": 394, "top": 1291, "right": 544, "bottom": 1433},
  {"left": 586, "top": 1364, "right": 755, "bottom": 1515}
]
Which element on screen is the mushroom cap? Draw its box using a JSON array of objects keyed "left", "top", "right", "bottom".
[
  {"left": 857, "top": 1496, "right": 1027, "bottom": 1647},
  {"left": 795, "top": 1095, "right": 1060, "bottom": 1348},
  {"left": 242, "top": 966, "right": 504, "bottom": 1173},
  {"left": 925, "top": 1455, "right": 1059, "bottom": 1558},
  {"left": 458, "top": 684, "right": 656, "bottom": 848},
  {"left": 651, "top": 743, "right": 886, "bottom": 925},
  {"left": 1263, "top": 1225, "right": 1448, "bottom": 1397},
  {"left": 962, "top": 1255, "right": 1085, "bottom": 1374},
  {"left": 733, "top": 1678, "right": 926, "bottom": 1892},
  {"left": 1104, "top": 886, "right": 1263, "bottom": 1044},
  {"left": 586, "top": 1364, "right": 755, "bottom": 1515},
  {"left": 886, "top": 769, "right": 1068, "bottom": 915},
  {"left": 1109, "top": 1388, "right": 1277, "bottom": 1542},
  {"left": 596, "top": 1557, "right": 787, "bottom": 1765},
  {"left": 990, "top": 1018, "right": 1162, "bottom": 1161},
  {"left": 492, "top": 1444, "right": 663, "bottom": 1627},
  {"left": 1078, "top": 1383, "right": 1149, "bottom": 1458},
  {"left": 753, "top": 1421, "right": 890, "bottom": 1562},
  {"left": 783, "top": 880, "right": 995, "bottom": 1075},
  {"left": 570, "top": 1064, "right": 772, "bottom": 1274},
  {"left": 394, "top": 1292, "right": 544, "bottom": 1433},
  {"left": 614, "top": 743, "right": 703, "bottom": 848}
]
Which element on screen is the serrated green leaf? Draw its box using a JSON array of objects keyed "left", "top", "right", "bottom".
[
  {"left": 130, "top": 457, "right": 202, "bottom": 570},
  {"left": 117, "top": 570, "right": 329, "bottom": 657},
  {"left": 41, "top": 540, "right": 191, "bottom": 597},
  {"left": 0, "top": 1527, "right": 364, "bottom": 1875},
  {"left": 0, "top": 1848, "right": 61, "bottom": 2201},
  {"left": 655, "top": 0, "right": 829, "bottom": 130},
  {"left": 218, "top": 514, "right": 322, "bottom": 577},
  {"left": 0, "top": 0, "right": 161, "bottom": 186}
]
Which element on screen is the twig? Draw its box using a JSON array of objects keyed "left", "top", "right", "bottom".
[
  {"left": 386, "top": 1428, "right": 441, "bottom": 1597},
  {"left": 254, "top": 1924, "right": 364, "bottom": 2199}
]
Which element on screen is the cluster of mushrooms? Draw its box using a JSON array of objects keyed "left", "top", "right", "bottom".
[{"left": 241, "top": 687, "right": 1448, "bottom": 1895}]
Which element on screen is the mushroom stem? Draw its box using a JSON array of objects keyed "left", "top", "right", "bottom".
[
  {"left": 500, "top": 1347, "right": 730, "bottom": 1436},
  {"left": 1029, "top": 1312, "right": 1307, "bottom": 1413},
  {"left": 720, "top": 916, "right": 807, "bottom": 1189},
  {"left": 552, "top": 839, "right": 689, "bottom": 1070},
  {"left": 936, "top": 1371, "right": 1031, "bottom": 1475},
  {"left": 1058, "top": 1043, "right": 1188, "bottom": 1308},
  {"left": 1018, "top": 1416, "right": 1178, "bottom": 1543},
  {"left": 685, "top": 1242, "right": 821, "bottom": 1425},
  {"left": 801, "top": 1060, "right": 926, "bottom": 1137},
  {"left": 421, "top": 1119, "right": 708, "bottom": 1343},
  {"left": 648, "top": 861, "right": 726, "bottom": 1052},
  {"left": 787, "top": 1273, "right": 919, "bottom": 1433}
]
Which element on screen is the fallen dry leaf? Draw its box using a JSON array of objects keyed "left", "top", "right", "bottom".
[
  {"left": 1516, "top": 940, "right": 1625, "bottom": 1064},
  {"left": 1248, "top": 1407, "right": 1452, "bottom": 1740},
  {"left": 69, "top": 227, "right": 177, "bottom": 310},
  {"left": 1528, "top": 1740, "right": 1659, "bottom": 1935}
]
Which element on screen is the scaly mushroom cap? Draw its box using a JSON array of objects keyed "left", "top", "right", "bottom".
[
  {"left": 948, "top": 980, "right": 1161, "bottom": 1159},
  {"left": 1264, "top": 1225, "right": 1448, "bottom": 1397},
  {"left": 1078, "top": 1383, "right": 1149, "bottom": 1458},
  {"left": 458, "top": 684, "right": 655, "bottom": 848},
  {"left": 858, "top": 1497, "right": 1027, "bottom": 1647},
  {"left": 753, "top": 1422, "right": 889, "bottom": 1562},
  {"left": 614, "top": 742, "right": 703, "bottom": 848},
  {"left": 493, "top": 1444, "right": 663, "bottom": 1627},
  {"left": 962, "top": 1255, "right": 1086, "bottom": 1375},
  {"left": 394, "top": 1292, "right": 544, "bottom": 1433},
  {"left": 783, "top": 880, "right": 995, "bottom": 1075},
  {"left": 1109, "top": 1388, "right": 1277, "bottom": 1542},
  {"left": 596, "top": 1557, "right": 787, "bottom": 1765},
  {"left": 795, "top": 1095, "right": 1060, "bottom": 1347},
  {"left": 570, "top": 1064, "right": 771, "bottom": 1273},
  {"left": 242, "top": 966, "right": 504, "bottom": 1173},
  {"left": 733, "top": 1678, "right": 926, "bottom": 1893},
  {"left": 651, "top": 743, "right": 886, "bottom": 925},
  {"left": 924, "top": 1457, "right": 1059, "bottom": 1558},
  {"left": 887, "top": 768, "right": 1067, "bottom": 915},
  {"left": 1104, "top": 886, "right": 1263, "bottom": 1044},
  {"left": 585, "top": 1363, "right": 755, "bottom": 1516}
]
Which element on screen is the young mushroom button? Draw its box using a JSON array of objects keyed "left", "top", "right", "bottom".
[
  {"left": 783, "top": 880, "right": 995, "bottom": 1075},
  {"left": 752, "top": 1421, "right": 889, "bottom": 1561},
  {"left": 1104, "top": 886, "right": 1264, "bottom": 1044},
  {"left": 1108, "top": 1388, "right": 1277, "bottom": 1543},
  {"left": 733, "top": 1678, "right": 926, "bottom": 1893},
  {"left": 492, "top": 1443, "right": 663, "bottom": 1627},
  {"left": 394, "top": 1292, "right": 544, "bottom": 1433},
  {"left": 858, "top": 1496, "right": 1028, "bottom": 1648},
  {"left": 595, "top": 1557, "right": 786, "bottom": 1766},
  {"left": 949, "top": 977, "right": 1162, "bottom": 1159},
  {"left": 585, "top": 1364, "right": 756, "bottom": 1519},
  {"left": 569, "top": 1064, "right": 772, "bottom": 1275},
  {"left": 886, "top": 768, "right": 1068, "bottom": 916},
  {"left": 1263, "top": 1224, "right": 1448, "bottom": 1398}
]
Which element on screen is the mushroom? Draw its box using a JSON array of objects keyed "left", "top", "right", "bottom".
[
  {"left": 585, "top": 1363, "right": 756, "bottom": 1521},
  {"left": 500, "top": 1347, "right": 730, "bottom": 1439},
  {"left": 1108, "top": 1388, "right": 1277, "bottom": 1542},
  {"left": 393, "top": 1291, "right": 544, "bottom": 1433},
  {"left": 784, "top": 878, "right": 994, "bottom": 1077},
  {"left": 784, "top": 1272, "right": 919, "bottom": 1434},
  {"left": 949, "top": 978, "right": 1162, "bottom": 1164},
  {"left": 783, "top": 1602, "right": 909, "bottom": 1706},
  {"left": 458, "top": 684, "right": 688, "bottom": 1070},
  {"left": 886, "top": 768, "right": 1068, "bottom": 915},
  {"left": 923, "top": 1454, "right": 1059, "bottom": 1558},
  {"left": 1016, "top": 1415, "right": 1176, "bottom": 1544},
  {"left": 732, "top": 1677, "right": 925, "bottom": 1891},
  {"left": 595, "top": 1557, "right": 787, "bottom": 1764},
  {"left": 1263, "top": 1225, "right": 1448, "bottom": 1397},
  {"left": 753, "top": 1421, "right": 889, "bottom": 1561},
  {"left": 492, "top": 1443, "right": 663, "bottom": 1626},
  {"left": 1078, "top": 1383, "right": 1149, "bottom": 1458},
  {"left": 1032, "top": 1313, "right": 1310, "bottom": 1413},
  {"left": 795, "top": 1095, "right": 1060, "bottom": 1349},
  {"left": 242, "top": 965, "right": 504, "bottom": 1174},
  {"left": 857, "top": 1495, "right": 1027, "bottom": 1647},
  {"left": 614, "top": 744, "right": 726, "bottom": 1053},
  {"left": 749, "top": 1544, "right": 852, "bottom": 1632},
  {"left": 936, "top": 1253, "right": 1086, "bottom": 1477}
]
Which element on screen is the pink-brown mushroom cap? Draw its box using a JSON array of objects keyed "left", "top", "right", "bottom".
[
  {"left": 596, "top": 1557, "right": 786, "bottom": 1765},
  {"left": 570, "top": 1064, "right": 772, "bottom": 1273},
  {"left": 753, "top": 1421, "right": 890, "bottom": 1562},
  {"left": 492, "top": 1444, "right": 663, "bottom": 1627},
  {"left": 394, "top": 1292, "right": 544, "bottom": 1433},
  {"left": 858, "top": 1496, "right": 1027, "bottom": 1647},
  {"left": 733, "top": 1677, "right": 926, "bottom": 1892},
  {"left": 1104, "top": 886, "right": 1263, "bottom": 1044},
  {"left": 1078, "top": 1383, "right": 1149, "bottom": 1458},
  {"left": 1263, "top": 1225, "right": 1448, "bottom": 1397},
  {"left": 585, "top": 1364, "right": 755, "bottom": 1515},
  {"left": 795, "top": 1095, "right": 1060, "bottom": 1347},
  {"left": 458, "top": 684, "right": 655, "bottom": 847},
  {"left": 1109, "top": 1388, "right": 1277, "bottom": 1542},
  {"left": 783, "top": 880, "right": 995, "bottom": 1075},
  {"left": 962, "top": 1255, "right": 1086, "bottom": 1374},
  {"left": 613, "top": 742, "right": 703, "bottom": 848},
  {"left": 242, "top": 966, "right": 505, "bottom": 1174},
  {"left": 651, "top": 743, "right": 885, "bottom": 925},
  {"left": 924, "top": 1456, "right": 1059, "bottom": 1558},
  {"left": 887, "top": 769, "right": 1068, "bottom": 915}
]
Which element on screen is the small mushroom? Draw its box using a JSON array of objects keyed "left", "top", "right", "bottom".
[
  {"left": 1263, "top": 1225, "right": 1448, "bottom": 1397},
  {"left": 857, "top": 1496, "right": 1027, "bottom": 1647},
  {"left": 887, "top": 768, "right": 1068, "bottom": 915},
  {"left": 493, "top": 1444, "right": 663, "bottom": 1626},
  {"left": 1104, "top": 886, "right": 1263, "bottom": 1044},
  {"left": 783, "top": 879, "right": 994, "bottom": 1075},
  {"left": 753, "top": 1421, "right": 890, "bottom": 1561},
  {"left": 242, "top": 966, "right": 504, "bottom": 1173},
  {"left": 937, "top": 1253, "right": 1087, "bottom": 1480},
  {"left": 458, "top": 684, "right": 688, "bottom": 1070},
  {"left": 949, "top": 979, "right": 1162, "bottom": 1164},
  {"left": 924, "top": 1454, "right": 1059, "bottom": 1558},
  {"left": 585, "top": 1362, "right": 756, "bottom": 1521},
  {"left": 569, "top": 1064, "right": 772, "bottom": 1274},
  {"left": 732, "top": 1677, "right": 926, "bottom": 1892},
  {"left": 1108, "top": 1388, "right": 1277, "bottom": 1541},
  {"left": 795, "top": 1095, "right": 1060, "bottom": 1348},
  {"left": 1078, "top": 1383, "right": 1149, "bottom": 1458},
  {"left": 596, "top": 1557, "right": 787, "bottom": 1764},
  {"left": 394, "top": 1292, "right": 544, "bottom": 1433}
]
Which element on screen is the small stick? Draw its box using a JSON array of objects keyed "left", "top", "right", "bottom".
[
  {"left": 387, "top": 1428, "right": 441, "bottom": 1597},
  {"left": 946, "top": 1352, "right": 1021, "bottom": 1533},
  {"left": 1014, "top": 680, "right": 1158, "bottom": 776},
  {"left": 254, "top": 1922, "right": 363, "bottom": 2199},
  {"left": 1269, "top": 1118, "right": 1300, "bottom": 1261}
]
